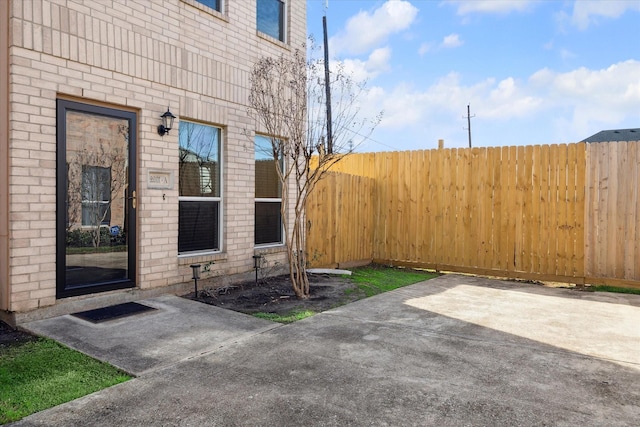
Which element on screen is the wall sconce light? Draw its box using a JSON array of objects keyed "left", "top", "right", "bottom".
[
  {"left": 190, "top": 264, "right": 201, "bottom": 297},
  {"left": 252, "top": 255, "right": 263, "bottom": 285},
  {"left": 157, "top": 107, "right": 176, "bottom": 136}
]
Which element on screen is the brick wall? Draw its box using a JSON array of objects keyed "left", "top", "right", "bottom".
[{"left": 5, "top": 0, "right": 306, "bottom": 313}]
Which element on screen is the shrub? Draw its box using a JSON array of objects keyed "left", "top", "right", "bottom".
[{"left": 66, "top": 227, "right": 123, "bottom": 248}]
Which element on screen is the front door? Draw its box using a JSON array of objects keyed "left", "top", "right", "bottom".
[{"left": 56, "top": 100, "right": 137, "bottom": 298}]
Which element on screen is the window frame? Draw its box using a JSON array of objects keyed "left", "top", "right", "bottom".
[
  {"left": 257, "top": 0, "right": 287, "bottom": 43},
  {"left": 255, "top": 134, "right": 284, "bottom": 247},
  {"left": 55, "top": 98, "right": 137, "bottom": 298},
  {"left": 178, "top": 120, "right": 224, "bottom": 256},
  {"left": 184, "top": 0, "right": 223, "bottom": 14}
]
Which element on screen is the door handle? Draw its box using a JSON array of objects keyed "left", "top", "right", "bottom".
[{"left": 129, "top": 190, "right": 136, "bottom": 209}]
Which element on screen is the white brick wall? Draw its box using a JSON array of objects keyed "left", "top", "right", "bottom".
[{"left": 4, "top": 0, "right": 306, "bottom": 313}]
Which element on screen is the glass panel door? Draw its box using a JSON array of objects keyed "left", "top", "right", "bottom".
[{"left": 57, "top": 100, "right": 136, "bottom": 297}]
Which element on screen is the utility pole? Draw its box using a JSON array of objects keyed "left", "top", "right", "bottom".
[
  {"left": 463, "top": 104, "right": 475, "bottom": 148},
  {"left": 323, "top": 2, "right": 333, "bottom": 154}
]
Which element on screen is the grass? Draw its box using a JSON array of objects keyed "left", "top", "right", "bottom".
[
  {"left": 590, "top": 285, "right": 640, "bottom": 295},
  {"left": 252, "top": 265, "right": 438, "bottom": 324},
  {"left": 0, "top": 338, "right": 130, "bottom": 424},
  {"left": 253, "top": 310, "right": 317, "bottom": 323},
  {"left": 346, "top": 265, "right": 439, "bottom": 297}
]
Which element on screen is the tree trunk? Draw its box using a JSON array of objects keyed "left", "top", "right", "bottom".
[{"left": 288, "top": 209, "right": 308, "bottom": 298}]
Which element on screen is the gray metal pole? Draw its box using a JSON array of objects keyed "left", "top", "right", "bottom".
[{"left": 323, "top": 15, "right": 333, "bottom": 154}]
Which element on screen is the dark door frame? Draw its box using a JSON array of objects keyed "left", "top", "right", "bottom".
[{"left": 56, "top": 99, "right": 137, "bottom": 298}]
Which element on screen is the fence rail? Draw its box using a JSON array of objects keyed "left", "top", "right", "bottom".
[{"left": 306, "top": 142, "right": 640, "bottom": 289}]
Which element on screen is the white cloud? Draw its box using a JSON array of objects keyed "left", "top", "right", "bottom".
[
  {"left": 374, "top": 84, "right": 429, "bottom": 128},
  {"left": 540, "top": 40, "right": 576, "bottom": 62},
  {"left": 330, "top": 0, "right": 419, "bottom": 56},
  {"left": 571, "top": 0, "right": 640, "bottom": 30},
  {"left": 530, "top": 60, "right": 640, "bottom": 139},
  {"left": 530, "top": 60, "right": 640, "bottom": 112},
  {"left": 339, "top": 47, "right": 393, "bottom": 81},
  {"left": 418, "top": 42, "right": 433, "bottom": 56},
  {"left": 484, "top": 78, "right": 542, "bottom": 119},
  {"left": 441, "top": 33, "right": 463, "bottom": 48},
  {"left": 444, "top": 0, "right": 538, "bottom": 15},
  {"left": 339, "top": 59, "right": 370, "bottom": 83},
  {"left": 559, "top": 49, "right": 576, "bottom": 61},
  {"left": 366, "top": 47, "right": 392, "bottom": 74},
  {"left": 418, "top": 34, "right": 463, "bottom": 55},
  {"left": 368, "top": 60, "right": 639, "bottom": 147},
  {"left": 376, "top": 72, "right": 541, "bottom": 131}
]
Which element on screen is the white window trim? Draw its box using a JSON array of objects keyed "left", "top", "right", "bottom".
[
  {"left": 178, "top": 122, "right": 224, "bottom": 256},
  {"left": 254, "top": 198, "right": 285, "bottom": 247},
  {"left": 254, "top": 135, "right": 285, "bottom": 248},
  {"left": 182, "top": 0, "right": 224, "bottom": 16}
]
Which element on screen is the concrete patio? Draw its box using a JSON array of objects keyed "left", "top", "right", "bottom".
[{"left": 17, "top": 274, "right": 640, "bottom": 426}]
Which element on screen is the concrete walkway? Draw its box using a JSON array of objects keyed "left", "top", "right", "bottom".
[
  {"left": 22, "top": 295, "right": 280, "bottom": 376},
  {"left": 17, "top": 275, "right": 640, "bottom": 426}
]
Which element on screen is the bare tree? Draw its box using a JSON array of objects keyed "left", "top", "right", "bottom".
[
  {"left": 67, "top": 124, "right": 128, "bottom": 248},
  {"left": 248, "top": 39, "right": 381, "bottom": 299}
]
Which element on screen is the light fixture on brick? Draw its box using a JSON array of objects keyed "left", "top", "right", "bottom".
[{"left": 157, "top": 107, "right": 176, "bottom": 136}]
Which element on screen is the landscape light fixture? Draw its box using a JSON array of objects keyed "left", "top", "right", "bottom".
[
  {"left": 157, "top": 107, "right": 176, "bottom": 136},
  {"left": 190, "top": 264, "right": 201, "bottom": 297},
  {"left": 252, "top": 255, "right": 262, "bottom": 285}
]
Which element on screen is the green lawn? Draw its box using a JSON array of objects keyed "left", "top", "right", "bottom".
[
  {"left": 590, "top": 284, "right": 640, "bottom": 295},
  {"left": 347, "top": 265, "right": 439, "bottom": 297},
  {"left": 0, "top": 338, "right": 130, "bottom": 424},
  {"left": 253, "top": 310, "right": 317, "bottom": 324}
]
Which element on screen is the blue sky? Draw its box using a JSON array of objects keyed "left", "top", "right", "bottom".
[{"left": 306, "top": 0, "right": 640, "bottom": 151}]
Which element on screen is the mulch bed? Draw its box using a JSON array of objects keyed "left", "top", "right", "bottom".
[
  {"left": 1, "top": 274, "right": 360, "bottom": 351},
  {"left": 184, "top": 273, "right": 363, "bottom": 316},
  {"left": 0, "top": 321, "right": 38, "bottom": 350}
]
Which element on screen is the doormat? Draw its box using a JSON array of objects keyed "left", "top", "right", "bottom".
[{"left": 72, "top": 302, "right": 156, "bottom": 324}]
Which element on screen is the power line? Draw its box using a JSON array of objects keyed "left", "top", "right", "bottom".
[{"left": 344, "top": 128, "right": 397, "bottom": 151}]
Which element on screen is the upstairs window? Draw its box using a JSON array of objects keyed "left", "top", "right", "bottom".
[
  {"left": 193, "top": 0, "right": 221, "bottom": 12},
  {"left": 257, "top": 0, "right": 285, "bottom": 42},
  {"left": 179, "top": 121, "right": 222, "bottom": 254}
]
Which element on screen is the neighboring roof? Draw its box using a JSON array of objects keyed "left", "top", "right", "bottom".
[{"left": 581, "top": 128, "right": 640, "bottom": 143}]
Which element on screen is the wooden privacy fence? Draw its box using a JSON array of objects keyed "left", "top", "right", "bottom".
[
  {"left": 306, "top": 141, "right": 640, "bottom": 288},
  {"left": 306, "top": 172, "right": 375, "bottom": 268},
  {"left": 585, "top": 141, "right": 640, "bottom": 286}
]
